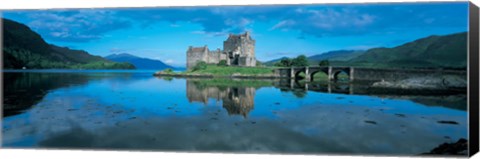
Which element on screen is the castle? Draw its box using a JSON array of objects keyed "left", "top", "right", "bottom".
[{"left": 186, "top": 32, "right": 256, "bottom": 69}]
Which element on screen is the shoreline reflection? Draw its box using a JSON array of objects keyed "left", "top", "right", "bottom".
[
  {"left": 187, "top": 79, "right": 256, "bottom": 117},
  {"left": 1, "top": 72, "right": 467, "bottom": 155}
]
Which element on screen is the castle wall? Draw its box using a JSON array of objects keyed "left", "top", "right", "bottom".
[
  {"left": 187, "top": 46, "right": 208, "bottom": 69},
  {"left": 240, "top": 39, "right": 255, "bottom": 57},
  {"left": 186, "top": 80, "right": 226, "bottom": 104},
  {"left": 187, "top": 52, "right": 203, "bottom": 69},
  {"left": 223, "top": 32, "right": 256, "bottom": 67},
  {"left": 224, "top": 33, "right": 255, "bottom": 57},
  {"left": 187, "top": 32, "right": 256, "bottom": 69},
  {"left": 223, "top": 40, "right": 236, "bottom": 55},
  {"left": 187, "top": 47, "right": 227, "bottom": 69},
  {"left": 238, "top": 56, "right": 256, "bottom": 67},
  {"left": 219, "top": 53, "right": 227, "bottom": 62},
  {"left": 246, "top": 32, "right": 255, "bottom": 57},
  {"left": 187, "top": 79, "right": 255, "bottom": 117},
  {"left": 207, "top": 49, "right": 222, "bottom": 64}
]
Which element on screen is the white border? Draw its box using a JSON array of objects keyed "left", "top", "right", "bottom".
[
  {"left": 0, "top": 0, "right": 471, "bottom": 10},
  {"left": 0, "top": 0, "right": 479, "bottom": 159}
]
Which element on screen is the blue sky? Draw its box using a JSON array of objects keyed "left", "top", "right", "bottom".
[{"left": 2, "top": 2, "right": 468, "bottom": 67}]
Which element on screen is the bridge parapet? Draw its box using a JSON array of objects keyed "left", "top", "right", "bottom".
[
  {"left": 273, "top": 66, "right": 466, "bottom": 83},
  {"left": 352, "top": 67, "right": 466, "bottom": 82}
]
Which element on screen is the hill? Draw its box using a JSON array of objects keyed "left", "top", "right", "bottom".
[
  {"left": 2, "top": 18, "right": 135, "bottom": 69},
  {"left": 263, "top": 50, "right": 364, "bottom": 66},
  {"left": 349, "top": 32, "right": 467, "bottom": 68},
  {"left": 307, "top": 50, "right": 365, "bottom": 65},
  {"left": 105, "top": 53, "right": 176, "bottom": 70},
  {"left": 263, "top": 57, "right": 290, "bottom": 66}
]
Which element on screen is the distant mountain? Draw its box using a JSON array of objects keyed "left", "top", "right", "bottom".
[
  {"left": 349, "top": 32, "right": 467, "bottom": 68},
  {"left": 263, "top": 56, "right": 290, "bottom": 66},
  {"left": 263, "top": 50, "right": 364, "bottom": 66},
  {"left": 308, "top": 50, "right": 365, "bottom": 62},
  {"left": 2, "top": 18, "right": 135, "bottom": 69},
  {"left": 105, "top": 53, "right": 176, "bottom": 70},
  {"left": 264, "top": 32, "right": 466, "bottom": 68}
]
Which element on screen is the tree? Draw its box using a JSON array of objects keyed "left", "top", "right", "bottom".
[
  {"left": 256, "top": 61, "right": 263, "bottom": 67},
  {"left": 274, "top": 62, "right": 283, "bottom": 67},
  {"left": 291, "top": 55, "right": 308, "bottom": 67},
  {"left": 217, "top": 60, "right": 227, "bottom": 66},
  {"left": 163, "top": 68, "right": 173, "bottom": 73},
  {"left": 318, "top": 60, "right": 330, "bottom": 66},
  {"left": 192, "top": 61, "right": 207, "bottom": 71},
  {"left": 278, "top": 58, "right": 292, "bottom": 67}
]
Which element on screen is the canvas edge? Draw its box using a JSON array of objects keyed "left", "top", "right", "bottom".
[
  {"left": 0, "top": 1, "right": 476, "bottom": 157},
  {"left": 0, "top": 12, "right": 4, "bottom": 148},
  {"left": 468, "top": 1, "right": 480, "bottom": 157}
]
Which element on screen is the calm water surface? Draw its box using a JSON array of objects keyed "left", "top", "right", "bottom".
[{"left": 2, "top": 70, "right": 467, "bottom": 155}]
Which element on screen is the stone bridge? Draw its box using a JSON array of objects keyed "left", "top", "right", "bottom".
[
  {"left": 274, "top": 66, "right": 353, "bottom": 82},
  {"left": 274, "top": 66, "right": 466, "bottom": 82}
]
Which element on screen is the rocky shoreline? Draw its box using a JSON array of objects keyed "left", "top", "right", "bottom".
[
  {"left": 421, "top": 138, "right": 468, "bottom": 156},
  {"left": 370, "top": 75, "right": 466, "bottom": 93},
  {"left": 153, "top": 71, "right": 283, "bottom": 79},
  {"left": 154, "top": 71, "right": 467, "bottom": 94}
]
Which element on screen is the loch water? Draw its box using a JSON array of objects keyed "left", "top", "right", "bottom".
[{"left": 1, "top": 70, "right": 468, "bottom": 155}]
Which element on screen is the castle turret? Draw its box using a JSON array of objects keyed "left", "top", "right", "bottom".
[{"left": 223, "top": 32, "right": 256, "bottom": 66}]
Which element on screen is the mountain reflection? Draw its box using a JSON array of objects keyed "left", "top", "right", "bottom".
[
  {"left": 186, "top": 79, "right": 259, "bottom": 117},
  {"left": 2, "top": 72, "right": 136, "bottom": 117},
  {"left": 184, "top": 78, "right": 467, "bottom": 113},
  {"left": 3, "top": 72, "right": 91, "bottom": 117},
  {"left": 3, "top": 73, "right": 467, "bottom": 154}
]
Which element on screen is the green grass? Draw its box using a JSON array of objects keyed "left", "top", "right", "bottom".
[
  {"left": 187, "top": 65, "right": 274, "bottom": 76},
  {"left": 192, "top": 78, "right": 273, "bottom": 89},
  {"left": 312, "top": 73, "right": 329, "bottom": 81},
  {"left": 297, "top": 72, "right": 329, "bottom": 81},
  {"left": 297, "top": 71, "right": 348, "bottom": 82}
]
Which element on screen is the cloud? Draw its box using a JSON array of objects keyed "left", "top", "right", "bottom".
[
  {"left": 8, "top": 10, "right": 132, "bottom": 42},
  {"left": 164, "top": 59, "right": 175, "bottom": 64},
  {"left": 109, "top": 48, "right": 128, "bottom": 53},
  {"left": 270, "top": 20, "right": 296, "bottom": 31},
  {"left": 118, "top": 3, "right": 467, "bottom": 38},
  {"left": 3, "top": 2, "right": 468, "bottom": 42},
  {"left": 268, "top": 3, "right": 467, "bottom": 37},
  {"left": 346, "top": 45, "right": 378, "bottom": 50},
  {"left": 191, "top": 30, "right": 228, "bottom": 37},
  {"left": 264, "top": 52, "right": 296, "bottom": 58},
  {"left": 169, "top": 23, "right": 181, "bottom": 27},
  {"left": 115, "top": 7, "right": 267, "bottom": 35}
]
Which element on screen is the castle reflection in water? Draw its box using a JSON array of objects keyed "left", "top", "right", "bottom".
[
  {"left": 183, "top": 77, "right": 466, "bottom": 118},
  {"left": 186, "top": 79, "right": 255, "bottom": 117}
]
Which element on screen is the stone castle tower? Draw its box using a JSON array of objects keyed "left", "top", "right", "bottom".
[{"left": 186, "top": 32, "right": 256, "bottom": 69}]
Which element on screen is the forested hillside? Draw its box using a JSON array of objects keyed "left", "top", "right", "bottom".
[{"left": 3, "top": 18, "right": 135, "bottom": 69}]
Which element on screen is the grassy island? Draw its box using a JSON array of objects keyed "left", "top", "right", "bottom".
[
  {"left": 189, "top": 65, "right": 274, "bottom": 76},
  {"left": 154, "top": 63, "right": 277, "bottom": 78}
]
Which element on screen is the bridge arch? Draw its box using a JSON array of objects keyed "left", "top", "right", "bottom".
[
  {"left": 294, "top": 68, "right": 307, "bottom": 80},
  {"left": 281, "top": 66, "right": 354, "bottom": 82},
  {"left": 310, "top": 70, "right": 329, "bottom": 82},
  {"left": 332, "top": 69, "right": 351, "bottom": 82}
]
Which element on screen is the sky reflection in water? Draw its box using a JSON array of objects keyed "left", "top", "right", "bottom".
[{"left": 2, "top": 71, "right": 467, "bottom": 155}]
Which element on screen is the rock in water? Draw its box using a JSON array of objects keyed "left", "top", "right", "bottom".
[
  {"left": 423, "top": 138, "right": 468, "bottom": 155},
  {"left": 364, "top": 120, "right": 377, "bottom": 125},
  {"left": 371, "top": 75, "right": 466, "bottom": 90},
  {"left": 437, "top": 120, "right": 459, "bottom": 125}
]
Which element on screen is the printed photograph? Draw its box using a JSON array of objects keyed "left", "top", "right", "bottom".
[{"left": 1, "top": 2, "right": 470, "bottom": 156}]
